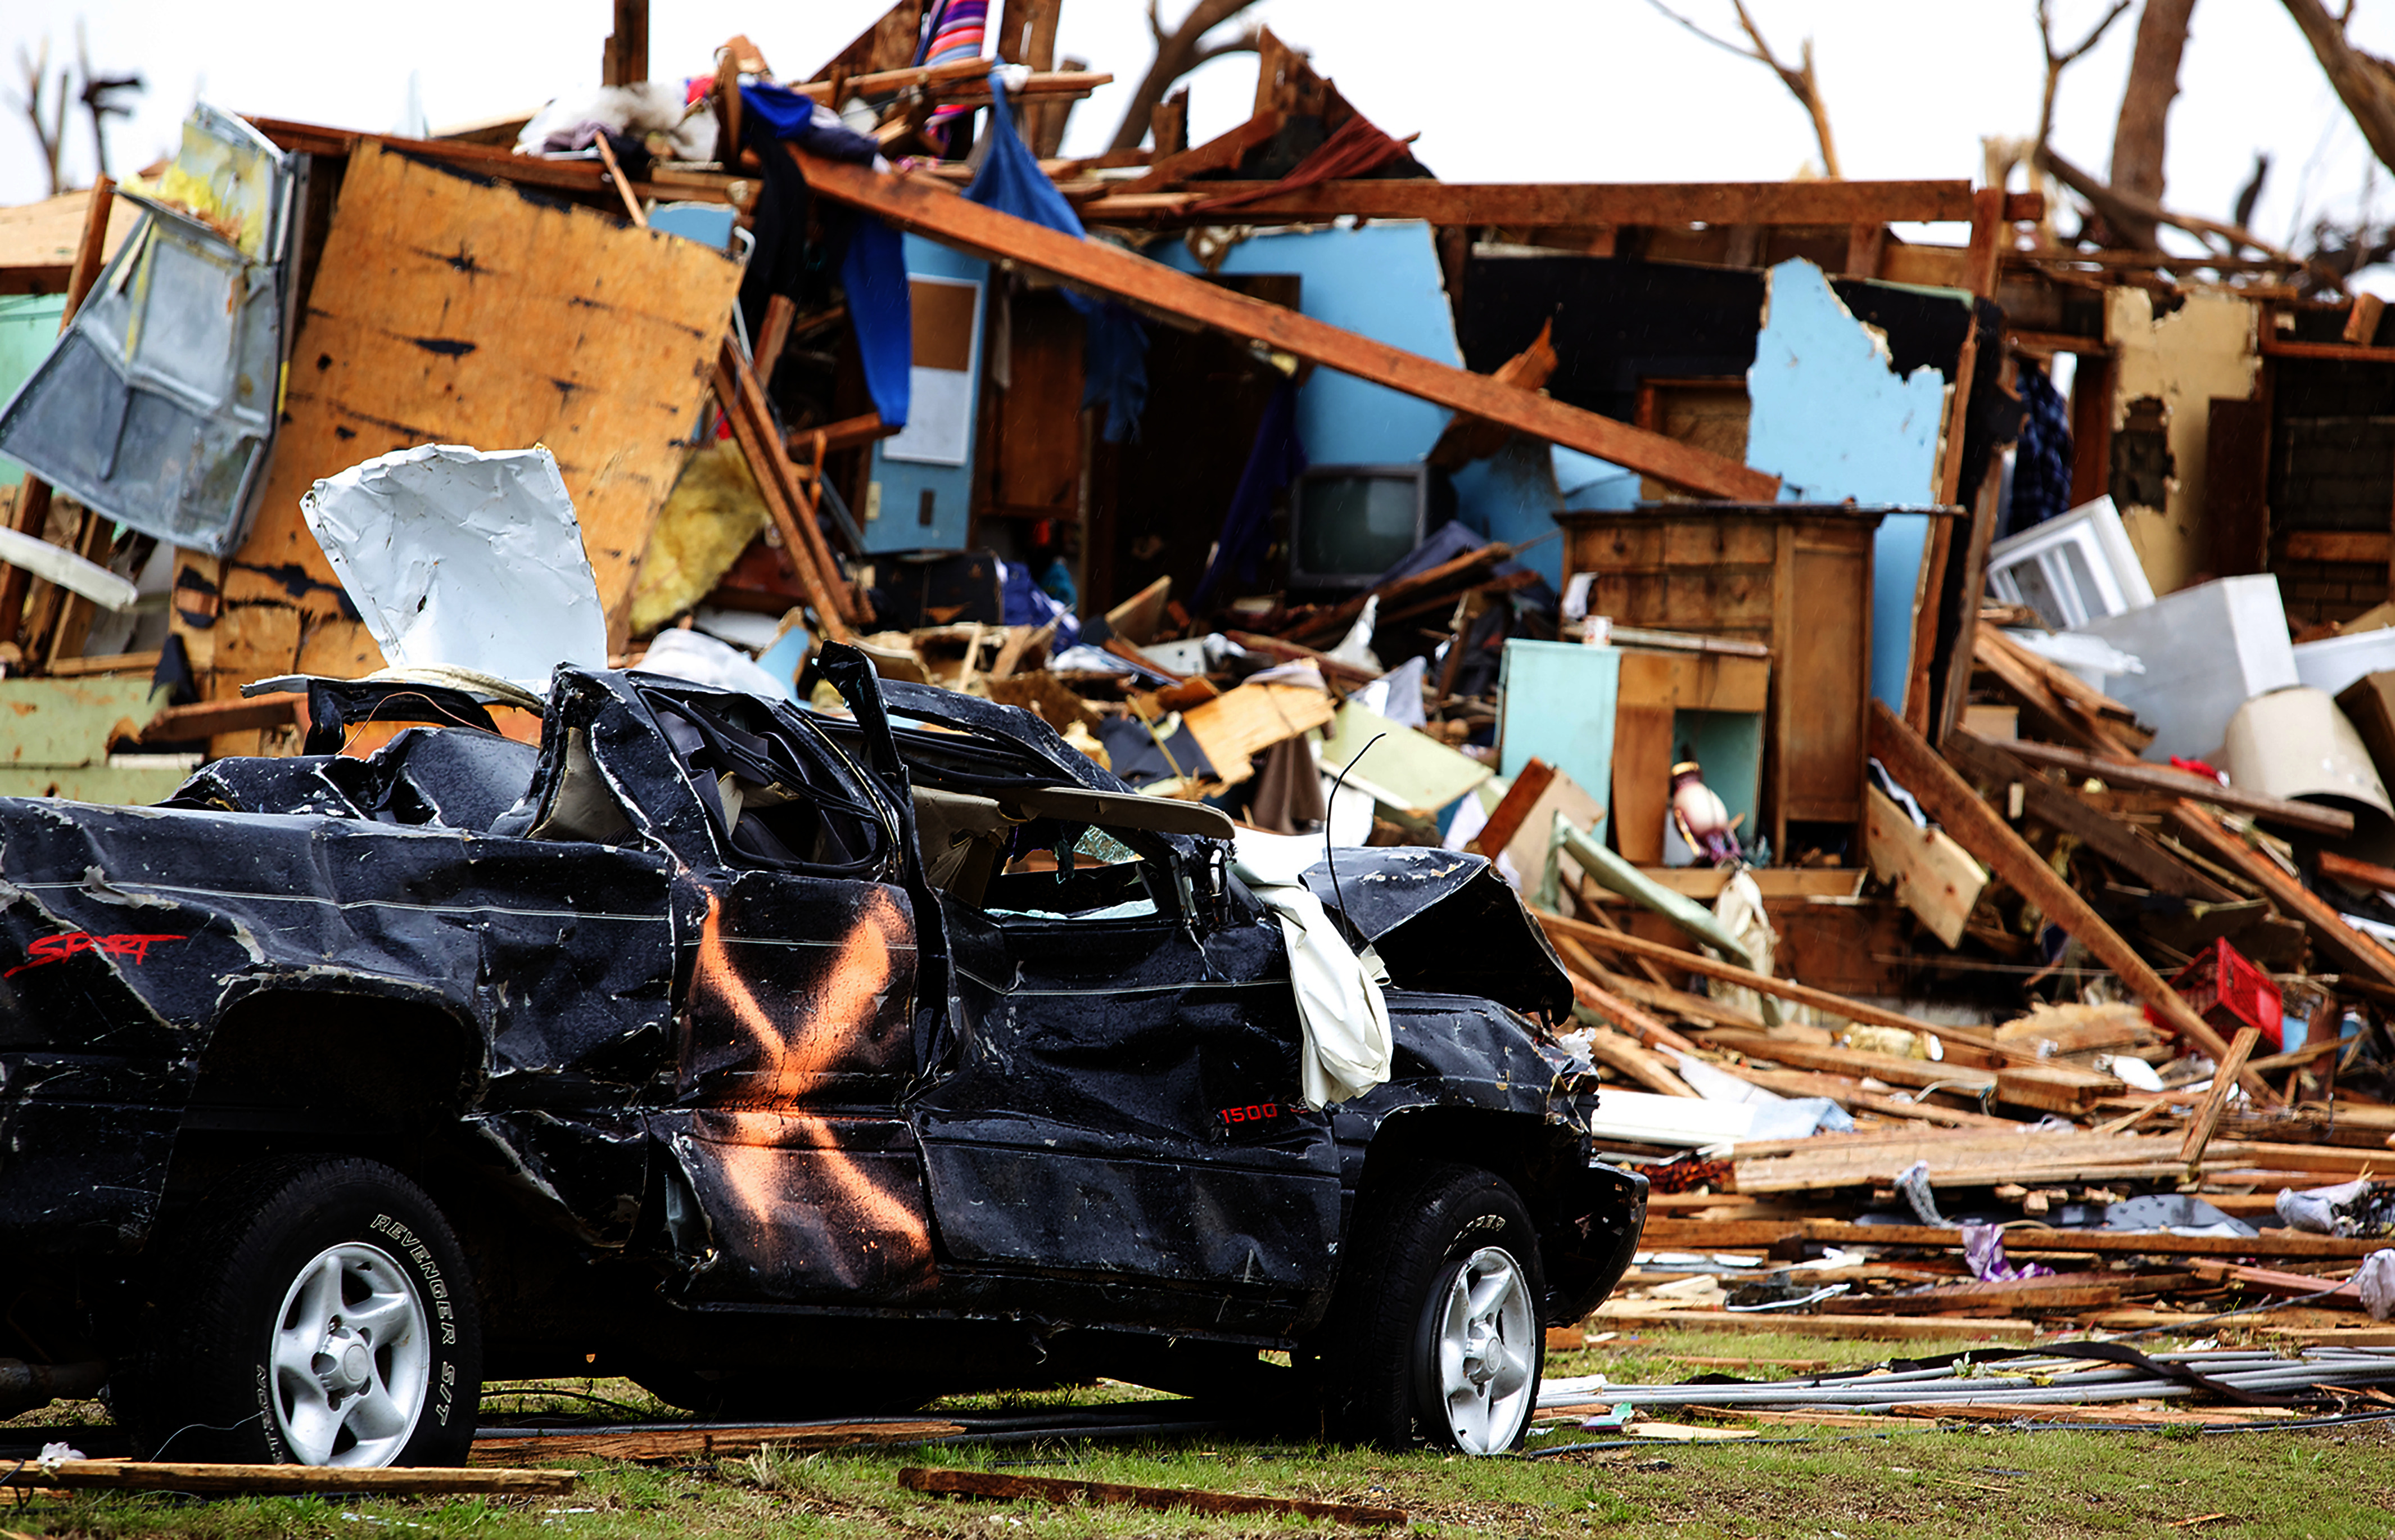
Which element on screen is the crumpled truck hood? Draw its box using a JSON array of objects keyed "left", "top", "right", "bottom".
[{"left": 1300, "top": 846, "right": 1574, "bottom": 1017}]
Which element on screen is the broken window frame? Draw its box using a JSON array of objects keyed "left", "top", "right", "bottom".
[{"left": 0, "top": 105, "right": 295, "bottom": 557}]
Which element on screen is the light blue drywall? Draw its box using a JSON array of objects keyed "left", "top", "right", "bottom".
[
  {"left": 0, "top": 295, "right": 66, "bottom": 486},
  {"left": 1448, "top": 437, "right": 1638, "bottom": 593},
  {"left": 1498, "top": 639, "right": 1621, "bottom": 800},
  {"left": 1745, "top": 258, "right": 1950, "bottom": 712},
  {"left": 1159, "top": 222, "right": 1459, "bottom": 466},
  {"left": 864, "top": 236, "right": 987, "bottom": 553}
]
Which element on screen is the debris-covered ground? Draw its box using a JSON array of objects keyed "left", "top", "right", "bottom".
[
  {"left": 7, "top": 0, "right": 2395, "bottom": 1522},
  {"left": 10, "top": 1335, "right": 2395, "bottom": 1539}
]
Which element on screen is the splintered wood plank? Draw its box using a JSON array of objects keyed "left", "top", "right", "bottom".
[
  {"left": 1863, "top": 783, "right": 1986, "bottom": 947},
  {"left": 1638, "top": 1217, "right": 2389, "bottom": 1258},
  {"left": 1180, "top": 683, "right": 1337, "bottom": 783},
  {"left": 195, "top": 141, "right": 743, "bottom": 692},
  {"left": 474, "top": 1420, "right": 962, "bottom": 1464},
  {"left": 1587, "top": 1304, "right": 2040, "bottom": 1341},
  {"left": 1076, "top": 179, "right": 1984, "bottom": 227},
  {"left": 1868, "top": 704, "right": 2257, "bottom": 1093},
  {"left": 792, "top": 148, "right": 1777, "bottom": 502},
  {"left": 12, "top": 1461, "right": 574, "bottom": 1494},
  {"left": 2169, "top": 802, "right": 2395, "bottom": 992},
  {"left": 1611, "top": 703, "right": 1675, "bottom": 864}
]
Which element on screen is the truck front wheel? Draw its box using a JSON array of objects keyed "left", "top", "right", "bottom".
[
  {"left": 125, "top": 1157, "right": 481, "bottom": 1466},
  {"left": 1314, "top": 1162, "right": 1545, "bottom": 1453}
]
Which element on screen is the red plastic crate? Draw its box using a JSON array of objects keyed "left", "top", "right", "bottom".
[{"left": 2148, "top": 937, "right": 2283, "bottom": 1053}]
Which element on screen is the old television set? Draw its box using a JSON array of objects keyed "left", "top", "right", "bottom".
[{"left": 1284, "top": 463, "right": 1445, "bottom": 591}]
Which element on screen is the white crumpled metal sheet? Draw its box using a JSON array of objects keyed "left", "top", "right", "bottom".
[{"left": 302, "top": 444, "right": 608, "bottom": 692}]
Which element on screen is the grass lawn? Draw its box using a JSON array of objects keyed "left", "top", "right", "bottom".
[{"left": 6, "top": 1329, "right": 2389, "bottom": 1539}]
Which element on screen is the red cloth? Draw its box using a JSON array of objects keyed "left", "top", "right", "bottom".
[{"left": 1191, "top": 114, "right": 1413, "bottom": 214}]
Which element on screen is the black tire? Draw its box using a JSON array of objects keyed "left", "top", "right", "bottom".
[
  {"left": 1311, "top": 1162, "right": 1546, "bottom": 1453},
  {"left": 124, "top": 1157, "right": 482, "bottom": 1466}
]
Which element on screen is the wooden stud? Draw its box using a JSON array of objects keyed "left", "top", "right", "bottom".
[
  {"left": 602, "top": 0, "right": 649, "bottom": 87},
  {"left": 712, "top": 349, "right": 855, "bottom": 643},
  {"left": 1537, "top": 909, "right": 1955, "bottom": 1043},
  {"left": 1567, "top": 1000, "right": 1700, "bottom": 1096},
  {"left": 1079, "top": 179, "right": 1990, "bottom": 228},
  {"left": 1639, "top": 1217, "right": 2389, "bottom": 1259},
  {"left": 1468, "top": 756, "right": 1556, "bottom": 858},
  {"left": 7, "top": 1461, "right": 574, "bottom": 1496},
  {"left": 753, "top": 293, "right": 797, "bottom": 386},
  {"left": 2168, "top": 802, "right": 2395, "bottom": 993},
  {"left": 788, "top": 148, "right": 1780, "bottom": 503},
  {"left": 1996, "top": 737, "right": 2353, "bottom": 837},
  {"left": 594, "top": 133, "right": 647, "bottom": 225},
  {"left": 1867, "top": 702, "right": 2261, "bottom": 1092},
  {"left": 1935, "top": 460, "right": 2005, "bottom": 742},
  {"left": 0, "top": 175, "right": 112, "bottom": 646},
  {"left": 1843, "top": 220, "right": 1886, "bottom": 278},
  {"left": 2180, "top": 1026, "right": 2263, "bottom": 1171},
  {"left": 1942, "top": 730, "right": 2236, "bottom": 901}
]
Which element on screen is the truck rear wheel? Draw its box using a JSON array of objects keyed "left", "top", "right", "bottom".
[
  {"left": 1313, "top": 1163, "right": 1544, "bottom": 1453},
  {"left": 126, "top": 1157, "right": 481, "bottom": 1466}
]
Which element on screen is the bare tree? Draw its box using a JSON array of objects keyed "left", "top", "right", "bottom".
[
  {"left": 1646, "top": 0, "right": 1841, "bottom": 177},
  {"left": 2104, "top": 0, "right": 2196, "bottom": 248},
  {"left": 2035, "top": 0, "right": 2134, "bottom": 151},
  {"left": 11, "top": 38, "right": 68, "bottom": 196},
  {"left": 2277, "top": 0, "right": 2395, "bottom": 178},
  {"left": 1108, "top": 0, "right": 1264, "bottom": 155}
]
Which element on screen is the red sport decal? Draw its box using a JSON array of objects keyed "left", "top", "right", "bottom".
[{"left": 5, "top": 932, "right": 187, "bottom": 977}]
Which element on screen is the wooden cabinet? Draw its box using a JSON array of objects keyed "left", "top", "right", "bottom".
[{"left": 1561, "top": 505, "right": 1883, "bottom": 856}]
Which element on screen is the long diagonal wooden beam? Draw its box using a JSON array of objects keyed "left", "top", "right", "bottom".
[
  {"left": 788, "top": 148, "right": 1781, "bottom": 502},
  {"left": 1865, "top": 702, "right": 2266, "bottom": 1097}
]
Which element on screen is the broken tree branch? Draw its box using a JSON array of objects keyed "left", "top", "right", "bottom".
[
  {"left": 2039, "top": 143, "right": 2313, "bottom": 270},
  {"left": 1109, "top": 0, "right": 1264, "bottom": 153},
  {"left": 2035, "top": 0, "right": 2135, "bottom": 150},
  {"left": 1646, "top": 0, "right": 1841, "bottom": 176},
  {"left": 2278, "top": 0, "right": 2395, "bottom": 180}
]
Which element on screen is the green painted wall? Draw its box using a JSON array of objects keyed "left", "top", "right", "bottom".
[{"left": 0, "top": 294, "right": 66, "bottom": 486}]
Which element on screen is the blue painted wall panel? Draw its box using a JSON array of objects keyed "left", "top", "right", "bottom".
[
  {"left": 1159, "top": 222, "right": 1459, "bottom": 467},
  {"left": 1745, "top": 259, "right": 1954, "bottom": 710},
  {"left": 863, "top": 237, "right": 987, "bottom": 553}
]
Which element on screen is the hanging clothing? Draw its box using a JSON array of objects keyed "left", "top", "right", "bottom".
[
  {"left": 962, "top": 73, "right": 1150, "bottom": 443},
  {"left": 2008, "top": 364, "right": 2074, "bottom": 534},
  {"left": 916, "top": 0, "right": 989, "bottom": 152},
  {"left": 1192, "top": 380, "right": 1307, "bottom": 610},
  {"left": 739, "top": 84, "right": 912, "bottom": 428}
]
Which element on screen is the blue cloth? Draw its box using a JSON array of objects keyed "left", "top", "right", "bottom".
[
  {"left": 2008, "top": 364, "right": 2074, "bottom": 534},
  {"left": 1193, "top": 380, "right": 1307, "bottom": 609},
  {"left": 837, "top": 211, "right": 912, "bottom": 428},
  {"left": 962, "top": 74, "right": 1149, "bottom": 442},
  {"left": 739, "top": 83, "right": 883, "bottom": 164},
  {"left": 999, "top": 557, "right": 1081, "bottom": 647},
  {"left": 738, "top": 83, "right": 911, "bottom": 427}
]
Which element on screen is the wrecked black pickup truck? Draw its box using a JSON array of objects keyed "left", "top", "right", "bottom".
[{"left": 0, "top": 645, "right": 1644, "bottom": 1465}]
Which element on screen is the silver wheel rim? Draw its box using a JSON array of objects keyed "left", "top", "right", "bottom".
[
  {"left": 1430, "top": 1246, "right": 1536, "bottom": 1455},
  {"left": 268, "top": 1241, "right": 430, "bottom": 1466}
]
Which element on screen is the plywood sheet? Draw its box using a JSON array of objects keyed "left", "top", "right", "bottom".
[{"left": 192, "top": 142, "right": 743, "bottom": 694}]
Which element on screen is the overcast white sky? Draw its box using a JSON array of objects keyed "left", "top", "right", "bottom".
[{"left": 3, "top": 0, "right": 2389, "bottom": 256}]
